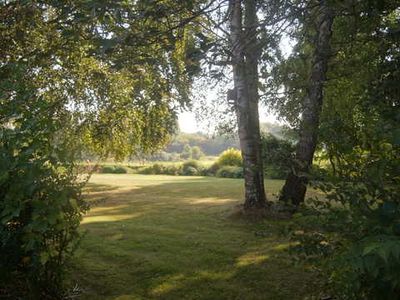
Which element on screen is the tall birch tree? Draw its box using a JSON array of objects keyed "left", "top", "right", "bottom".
[
  {"left": 279, "top": 0, "right": 334, "bottom": 206},
  {"left": 229, "top": 0, "right": 267, "bottom": 210}
]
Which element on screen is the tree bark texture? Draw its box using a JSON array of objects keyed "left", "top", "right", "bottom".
[
  {"left": 280, "top": 0, "right": 334, "bottom": 206},
  {"left": 229, "top": 0, "right": 267, "bottom": 209}
]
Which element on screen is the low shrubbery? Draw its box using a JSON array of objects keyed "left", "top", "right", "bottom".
[
  {"left": 216, "top": 166, "right": 243, "bottom": 178},
  {"left": 164, "top": 165, "right": 183, "bottom": 175},
  {"left": 182, "top": 166, "right": 199, "bottom": 176},
  {"left": 138, "top": 163, "right": 183, "bottom": 175},
  {"left": 128, "top": 149, "right": 246, "bottom": 178},
  {"left": 207, "top": 148, "right": 244, "bottom": 177},
  {"left": 182, "top": 160, "right": 201, "bottom": 175},
  {"left": 138, "top": 160, "right": 206, "bottom": 176},
  {"left": 287, "top": 142, "right": 400, "bottom": 299},
  {"left": 94, "top": 149, "right": 245, "bottom": 178},
  {"left": 100, "top": 165, "right": 128, "bottom": 174},
  {"left": 206, "top": 162, "right": 220, "bottom": 176},
  {"left": 215, "top": 148, "right": 242, "bottom": 167}
]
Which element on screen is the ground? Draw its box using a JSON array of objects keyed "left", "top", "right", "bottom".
[{"left": 69, "top": 174, "right": 323, "bottom": 300}]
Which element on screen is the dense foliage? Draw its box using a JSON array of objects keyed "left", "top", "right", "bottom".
[
  {"left": 261, "top": 134, "right": 295, "bottom": 179},
  {"left": 289, "top": 137, "right": 400, "bottom": 299},
  {"left": 0, "top": 0, "right": 204, "bottom": 297},
  {"left": 215, "top": 148, "right": 243, "bottom": 167},
  {"left": 1, "top": 0, "right": 399, "bottom": 298},
  {"left": 275, "top": 1, "right": 400, "bottom": 298},
  {"left": 0, "top": 106, "right": 87, "bottom": 298},
  {"left": 216, "top": 166, "right": 244, "bottom": 179}
]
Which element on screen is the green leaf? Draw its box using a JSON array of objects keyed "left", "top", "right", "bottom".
[
  {"left": 362, "top": 244, "right": 379, "bottom": 256},
  {"left": 69, "top": 198, "right": 78, "bottom": 210},
  {"left": 40, "top": 252, "right": 49, "bottom": 265},
  {"left": 377, "top": 247, "right": 390, "bottom": 263}
]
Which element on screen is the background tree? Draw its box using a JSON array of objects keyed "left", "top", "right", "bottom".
[
  {"left": 279, "top": 0, "right": 335, "bottom": 206},
  {"left": 275, "top": 1, "right": 400, "bottom": 298},
  {"left": 191, "top": 145, "right": 205, "bottom": 159},
  {"left": 180, "top": 144, "right": 193, "bottom": 159}
]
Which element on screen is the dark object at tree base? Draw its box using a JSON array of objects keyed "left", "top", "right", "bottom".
[{"left": 279, "top": 172, "right": 307, "bottom": 207}]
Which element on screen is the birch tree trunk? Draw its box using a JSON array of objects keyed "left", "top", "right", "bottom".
[
  {"left": 229, "top": 0, "right": 267, "bottom": 210},
  {"left": 280, "top": 0, "right": 334, "bottom": 206}
]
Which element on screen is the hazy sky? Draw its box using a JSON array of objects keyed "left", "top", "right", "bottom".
[
  {"left": 178, "top": 107, "right": 280, "bottom": 133},
  {"left": 178, "top": 34, "right": 293, "bottom": 133}
]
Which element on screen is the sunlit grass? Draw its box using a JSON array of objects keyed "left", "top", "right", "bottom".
[
  {"left": 236, "top": 252, "right": 270, "bottom": 267},
  {"left": 69, "top": 174, "right": 324, "bottom": 299}
]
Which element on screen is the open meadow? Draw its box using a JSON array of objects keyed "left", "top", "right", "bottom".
[{"left": 69, "top": 174, "right": 323, "bottom": 300}]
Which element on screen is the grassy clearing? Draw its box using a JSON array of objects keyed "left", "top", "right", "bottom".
[{"left": 69, "top": 174, "right": 324, "bottom": 299}]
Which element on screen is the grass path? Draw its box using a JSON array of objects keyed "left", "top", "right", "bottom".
[{"left": 69, "top": 174, "right": 322, "bottom": 299}]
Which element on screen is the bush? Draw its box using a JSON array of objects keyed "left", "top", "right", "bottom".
[
  {"left": 216, "top": 148, "right": 242, "bottom": 167},
  {"left": 136, "top": 161, "right": 204, "bottom": 177},
  {"left": 182, "top": 160, "right": 200, "bottom": 176},
  {"left": 138, "top": 165, "right": 155, "bottom": 174},
  {"left": 113, "top": 166, "right": 128, "bottom": 173},
  {"left": 198, "top": 166, "right": 211, "bottom": 176},
  {"left": 151, "top": 163, "right": 164, "bottom": 174},
  {"left": 288, "top": 141, "right": 400, "bottom": 299},
  {"left": 0, "top": 128, "right": 88, "bottom": 298},
  {"left": 182, "top": 160, "right": 200, "bottom": 170},
  {"left": 138, "top": 163, "right": 163, "bottom": 175},
  {"left": 261, "top": 134, "right": 295, "bottom": 179},
  {"left": 100, "top": 165, "right": 128, "bottom": 174},
  {"left": 164, "top": 165, "right": 182, "bottom": 175},
  {"left": 182, "top": 166, "right": 199, "bottom": 176},
  {"left": 216, "top": 166, "right": 243, "bottom": 178},
  {"left": 207, "top": 162, "right": 221, "bottom": 175},
  {"left": 138, "top": 163, "right": 183, "bottom": 176}
]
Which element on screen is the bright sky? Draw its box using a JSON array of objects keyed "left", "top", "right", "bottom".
[
  {"left": 178, "top": 35, "right": 293, "bottom": 133},
  {"left": 178, "top": 108, "right": 280, "bottom": 133}
]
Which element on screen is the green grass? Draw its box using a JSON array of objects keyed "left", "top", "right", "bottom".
[{"left": 69, "top": 174, "right": 324, "bottom": 299}]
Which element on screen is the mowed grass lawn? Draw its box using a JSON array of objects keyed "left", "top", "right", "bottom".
[{"left": 69, "top": 174, "right": 323, "bottom": 300}]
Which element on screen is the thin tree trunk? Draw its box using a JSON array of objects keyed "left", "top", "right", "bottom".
[
  {"left": 280, "top": 0, "right": 334, "bottom": 207},
  {"left": 229, "top": 0, "right": 267, "bottom": 210}
]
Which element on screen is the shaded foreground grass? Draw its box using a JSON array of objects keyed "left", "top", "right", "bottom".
[{"left": 69, "top": 174, "right": 323, "bottom": 299}]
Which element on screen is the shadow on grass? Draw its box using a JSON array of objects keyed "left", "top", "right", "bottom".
[{"left": 70, "top": 176, "right": 324, "bottom": 300}]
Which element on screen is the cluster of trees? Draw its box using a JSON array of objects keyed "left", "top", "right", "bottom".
[
  {"left": 147, "top": 144, "right": 205, "bottom": 161},
  {"left": 141, "top": 122, "right": 286, "bottom": 161},
  {"left": 1, "top": 0, "right": 399, "bottom": 298},
  {"left": 179, "top": 144, "right": 204, "bottom": 160},
  {"left": 166, "top": 132, "right": 240, "bottom": 156}
]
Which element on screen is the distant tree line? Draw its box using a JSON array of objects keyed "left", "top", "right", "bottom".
[
  {"left": 165, "top": 132, "right": 240, "bottom": 156},
  {"left": 161, "top": 122, "right": 286, "bottom": 157}
]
